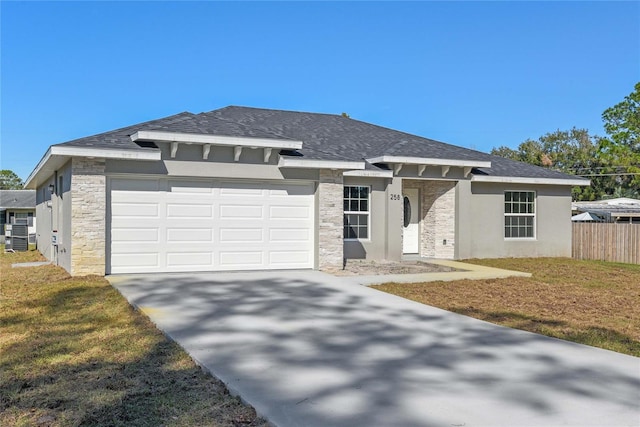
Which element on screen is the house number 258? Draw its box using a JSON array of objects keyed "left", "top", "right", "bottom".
[{"left": 390, "top": 194, "right": 401, "bottom": 200}]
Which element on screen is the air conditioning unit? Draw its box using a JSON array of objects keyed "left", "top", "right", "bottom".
[{"left": 5, "top": 224, "right": 28, "bottom": 252}]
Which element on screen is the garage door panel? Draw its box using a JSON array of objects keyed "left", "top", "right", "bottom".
[
  {"left": 112, "top": 202, "right": 159, "bottom": 217},
  {"left": 167, "top": 252, "right": 213, "bottom": 267},
  {"left": 219, "top": 251, "right": 264, "bottom": 267},
  {"left": 269, "top": 205, "right": 311, "bottom": 219},
  {"left": 111, "top": 252, "right": 159, "bottom": 268},
  {"left": 109, "top": 178, "right": 314, "bottom": 273},
  {"left": 219, "top": 204, "right": 264, "bottom": 219},
  {"left": 269, "top": 251, "right": 312, "bottom": 265},
  {"left": 167, "top": 204, "right": 213, "bottom": 218},
  {"left": 269, "top": 228, "right": 311, "bottom": 242},
  {"left": 166, "top": 228, "right": 213, "bottom": 242},
  {"left": 112, "top": 227, "right": 159, "bottom": 242},
  {"left": 219, "top": 228, "right": 264, "bottom": 243}
]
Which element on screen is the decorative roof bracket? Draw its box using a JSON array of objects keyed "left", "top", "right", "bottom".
[{"left": 234, "top": 146, "right": 243, "bottom": 162}]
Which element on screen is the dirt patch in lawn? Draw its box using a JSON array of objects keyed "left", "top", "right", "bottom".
[
  {"left": 373, "top": 257, "right": 640, "bottom": 357},
  {"left": 323, "top": 259, "right": 458, "bottom": 276}
]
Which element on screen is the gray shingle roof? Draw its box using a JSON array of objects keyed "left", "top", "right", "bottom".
[
  {"left": 474, "top": 154, "right": 582, "bottom": 180},
  {"left": 0, "top": 190, "right": 36, "bottom": 209},
  {"left": 55, "top": 105, "right": 585, "bottom": 182}
]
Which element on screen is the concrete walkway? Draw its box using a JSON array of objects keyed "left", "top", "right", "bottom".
[
  {"left": 11, "top": 261, "right": 51, "bottom": 268},
  {"left": 354, "top": 259, "right": 531, "bottom": 285},
  {"left": 109, "top": 271, "right": 640, "bottom": 427}
]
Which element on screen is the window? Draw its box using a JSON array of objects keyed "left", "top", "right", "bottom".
[
  {"left": 504, "top": 191, "right": 535, "bottom": 238},
  {"left": 344, "top": 186, "right": 369, "bottom": 239}
]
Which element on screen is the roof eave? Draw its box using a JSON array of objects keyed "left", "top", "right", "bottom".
[
  {"left": 471, "top": 175, "right": 591, "bottom": 186},
  {"left": 131, "top": 130, "right": 303, "bottom": 150},
  {"left": 366, "top": 155, "right": 491, "bottom": 169},
  {"left": 24, "top": 146, "right": 161, "bottom": 189},
  {"left": 278, "top": 157, "right": 365, "bottom": 170}
]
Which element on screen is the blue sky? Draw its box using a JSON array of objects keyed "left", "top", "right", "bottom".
[{"left": 2, "top": 1, "right": 638, "bottom": 181}]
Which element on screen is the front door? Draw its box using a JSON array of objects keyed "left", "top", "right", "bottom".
[{"left": 403, "top": 189, "right": 419, "bottom": 254}]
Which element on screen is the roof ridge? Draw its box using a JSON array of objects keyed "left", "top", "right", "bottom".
[{"left": 210, "top": 105, "right": 344, "bottom": 118}]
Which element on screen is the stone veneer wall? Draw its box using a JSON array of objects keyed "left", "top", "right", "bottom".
[
  {"left": 403, "top": 180, "right": 456, "bottom": 259},
  {"left": 70, "top": 158, "right": 106, "bottom": 275},
  {"left": 318, "top": 169, "right": 344, "bottom": 268}
]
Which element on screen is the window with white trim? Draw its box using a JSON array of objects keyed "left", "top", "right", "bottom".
[
  {"left": 344, "top": 186, "right": 369, "bottom": 239},
  {"left": 504, "top": 191, "right": 536, "bottom": 238}
]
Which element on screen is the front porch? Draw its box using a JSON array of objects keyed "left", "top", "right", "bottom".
[{"left": 402, "top": 179, "right": 456, "bottom": 259}]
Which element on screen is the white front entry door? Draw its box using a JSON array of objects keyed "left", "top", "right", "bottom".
[
  {"left": 403, "top": 188, "right": 420, "bottom": 254},
  {"left": 108, "top": 178, "right": 315, "bottom": 274}
]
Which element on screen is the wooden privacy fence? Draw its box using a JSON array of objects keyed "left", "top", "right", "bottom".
[{"left": 572, "top": 223, "right": 640, "bottom": 264}]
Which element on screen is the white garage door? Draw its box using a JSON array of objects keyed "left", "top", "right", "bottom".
[{"left": 109, "top": 178, "right": 315, "bottom": 274}]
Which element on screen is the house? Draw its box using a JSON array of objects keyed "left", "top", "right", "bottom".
[
  {"left": 0, "top": 189, "right": 36, "bottom": 245},
  {"left": 572, "top": 198, "right": 640, "bottom": 223},
  {"left": 24, "top": 106, "right": 589, "bottom": 276}
]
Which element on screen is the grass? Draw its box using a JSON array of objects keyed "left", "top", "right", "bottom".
[
  {"left": 0, "top": 248, "right": 267, "bottom": 427},
  {"left": 373, "top": 257, "right": 640, "bottom": 357}
]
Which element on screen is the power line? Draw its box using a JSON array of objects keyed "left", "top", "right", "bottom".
[{"left": 575, "top": 173, "right": 640, "bottom": 177}]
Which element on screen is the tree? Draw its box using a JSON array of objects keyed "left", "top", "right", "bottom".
[
  {"left": 491, "top": 128, "right": 616, "bottom": 200},
  {"left": 0, "top": 170, "right": 24, "bottom": 189},
  {"left": 599, "top": 82, "right": 640, "bottom": 191},
  {"left": 490, "top": 82, "right": 640, "bottom": 200}
]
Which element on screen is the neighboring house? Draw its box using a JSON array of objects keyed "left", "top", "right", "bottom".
[
  {"left": 24, "top": 106, "right": 589, "bottom": 276},
  {"left": 572, "top": 198, "right": 640, "bottom": 223},
  {"left": 0, "top": 189, "right": 36, "bottom": 244}
]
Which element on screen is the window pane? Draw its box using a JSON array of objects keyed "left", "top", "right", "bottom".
[
  {"left": 505, "top": 192, "right": 512, "bottom": 202},
  {"left": 343, "top": 186, "right": 369, "bottom": 239},
  {"left": 504, "top": 203, "right": 510, "bottom": 214}
]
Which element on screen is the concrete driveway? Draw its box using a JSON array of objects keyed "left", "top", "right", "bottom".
[{"left": 109, "top": 271, "right": 640, "bottom": 427}]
